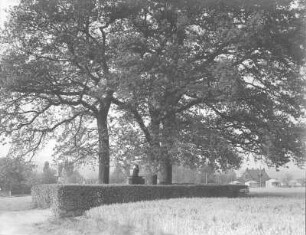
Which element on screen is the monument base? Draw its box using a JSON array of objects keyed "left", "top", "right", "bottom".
[{"left": 128, "top": 176, "right": 145, "bottom": 185}]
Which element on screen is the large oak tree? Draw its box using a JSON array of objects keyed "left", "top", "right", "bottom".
[
  {"left": 0, "top": 0, "right": 131, "bottom": 183},
  {"left": 111, "top": 0, "right": 306, "bottom": 183}
]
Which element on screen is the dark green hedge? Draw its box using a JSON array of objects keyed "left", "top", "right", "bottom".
[
  {"left": 11, "top": 184, "right": 32, "bottom": 195},
  {"left": 32, "top": 184, "right": 248, "bottom": 217}
]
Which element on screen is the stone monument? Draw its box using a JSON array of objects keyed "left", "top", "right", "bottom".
[{"left": 128, "top": 164, "right": 145, "bottom": 184}]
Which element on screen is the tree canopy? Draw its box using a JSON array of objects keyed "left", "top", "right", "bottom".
[
  {"left": 0, "top": 0, "right": 126, "bottom": 183},
  {"left": 110, "top": 0, "right": 306, "bottom": 183},
  {"left": 0, "top": 0, "right": 305, "bottom": 184}
]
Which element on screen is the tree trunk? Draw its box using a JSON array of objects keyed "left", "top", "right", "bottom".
[
  {"left": 159, "top": 156, "right": 172, "bottom": 184},
  {"left": 97, "top": 111, "right": 110, "bottom": 184},
  {"left": 159, "top": 113, "right": 176, "bottom": 184},
  {"left": 147, "top": 114, "right": 161, "bottom": 174},
  {"left": 145, "top": 110, "right": 175, "bottom": 185}
]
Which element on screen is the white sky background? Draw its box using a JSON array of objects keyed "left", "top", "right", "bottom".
[
  {"left": 0, "top": 0, "right": 20, "bottom": 159},
  {"left": 0, "top": 0, "right": 19, "bottom": 28},
  {"left": 0, "top": 0, "right": 304, "bottom": 179}
]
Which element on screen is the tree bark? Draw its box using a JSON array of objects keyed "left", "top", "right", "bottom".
[
  {"left": 159, "top": 155, "right": 172, "bottom": 184},
  {"left": 159, "top": 113, "right": 176, "bottom": 184},
  {"left": 145, "top": 116, "right": 160, "bottom": 182},
  {"left": 97, "top": 110, "right": 110, "bottom": 184}
]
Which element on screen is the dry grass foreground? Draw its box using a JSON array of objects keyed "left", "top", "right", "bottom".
[
  {"left": 0, "top": 196, "right": 52, "bottom": 235},
  {"left": 0, "top": 187, "right": 304, "bottom": 235},
  {"left": 23, "top": 187, "right": 304, "bottom": 235}
]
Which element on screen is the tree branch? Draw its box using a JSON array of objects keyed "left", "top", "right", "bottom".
[{"left": 112, "top": 98, "right": 152, "bottom": 143}]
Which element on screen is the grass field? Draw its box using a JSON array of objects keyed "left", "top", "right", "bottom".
[
  {"left": 29, "top": 187, "right": 305, "bottom": 235},
  {"left": 0, "top": 195, "right": 33, "bottom": 211}
]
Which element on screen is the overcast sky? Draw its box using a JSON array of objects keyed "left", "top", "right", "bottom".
[
  {"left": 0, "top": 0, "right": 19, "bottom": 28},
  {"left": 0, "top": 0, "right": 17, "bottom": 157}
]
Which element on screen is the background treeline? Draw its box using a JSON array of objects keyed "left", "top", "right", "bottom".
[{"left": 0, "top": 157, "right": 85, "bottom": 195}]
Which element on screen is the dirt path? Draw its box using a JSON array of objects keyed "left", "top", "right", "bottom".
[
  {"left": 0, "top": 209, "right": 52, "bottom": 235},
  {"left": 0, "top": 196, "right": 52, "bottom": 235}
]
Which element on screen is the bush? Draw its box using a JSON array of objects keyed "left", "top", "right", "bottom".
[
  {"left": 110, "top": 166, "right": 127, "bottom": 184},
  {"left": 59, "top": 169, "right": 84, "bottom": 184},
  {"left": 32, "top": 184, "right": 248, "bottom": 218},
  {"left": 11, "top": 184, "right": 32, "bottom": 195},
  {"left": 31, "top": 184, "right": 60, "bottom": 208}
]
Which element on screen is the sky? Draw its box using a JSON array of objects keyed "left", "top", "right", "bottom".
[
  {"left": 0, "top": 0, "right": 305, "bottom": 180},
  {"left": 0, "top": 0, "right": 19, "bottom": 28}
]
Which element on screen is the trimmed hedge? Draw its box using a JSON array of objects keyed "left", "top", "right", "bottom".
[
  {"left": 32, "top": 184, "right": 248, "bottom": 217},
  {"left": 11, "top": 184, "right": 32, "bottom": 195},
  {"left": 32, "top": 184, "right": 60, "bottom": 208}
]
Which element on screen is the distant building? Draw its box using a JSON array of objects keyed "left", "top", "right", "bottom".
[
  {"left": 266, "top": 179, "right": 281, "bottom": 188},
  {"left": 245, "top": 180, "right": 259, "bottom": 188},
  {"left": 239, "top": 168, "right": 270, "bottom": 187}
]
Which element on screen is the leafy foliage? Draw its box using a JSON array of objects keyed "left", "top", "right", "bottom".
[
  {"left": 110, "top": 164, "right": 127, "bottom": 184},
  {"left": 281, "top": 173, "right": 294, "bottom": 186},
  {"left": 42, "top": 161, "right": 57, "bottom": 184},
  {"left": 0, "top": 0, "right": 305, "bottom": 185},
  {"left": 111, "top": 0, "right": 306, "bottom": 183},
  {"left": 172, "top": 165, "right": 237, "bottom": 184},
  {"left": 0, "top": 156, "right": 35, "bottom": 191},
  {"left": 0, "top": 0, "right": 128, "bottom": 183},
  {"left": 58, "top": 160, "right": 84, "bottom": 184}
]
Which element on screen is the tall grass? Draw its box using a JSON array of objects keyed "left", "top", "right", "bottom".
[{"left": 34, "top": 187, "right": 305, "bottom": 235}]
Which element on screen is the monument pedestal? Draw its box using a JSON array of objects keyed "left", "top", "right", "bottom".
[{"left": 128, "top": 176, "right": 145, "bottom": 185}]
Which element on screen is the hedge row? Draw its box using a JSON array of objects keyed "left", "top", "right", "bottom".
[
  {"left": 32, "top": 184, "right": 60, "bottom": 208},
  {"left": 32, "top": 184, "right": 248, "bottom": 217},
  {"left": 11, "top": 184, "right": 32, "bottom": 195}
]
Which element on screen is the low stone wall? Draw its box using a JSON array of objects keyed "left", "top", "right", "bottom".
[{"left": 32, "top": 184, "right": 248, "bottom": 217}]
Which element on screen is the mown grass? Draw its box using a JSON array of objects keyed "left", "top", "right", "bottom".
[
  {"left": 33, "top": 187, "right": 305, "bottom": 235},
  {"left": 0, "top": 195, "right": 33, "bottom": 211}
]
